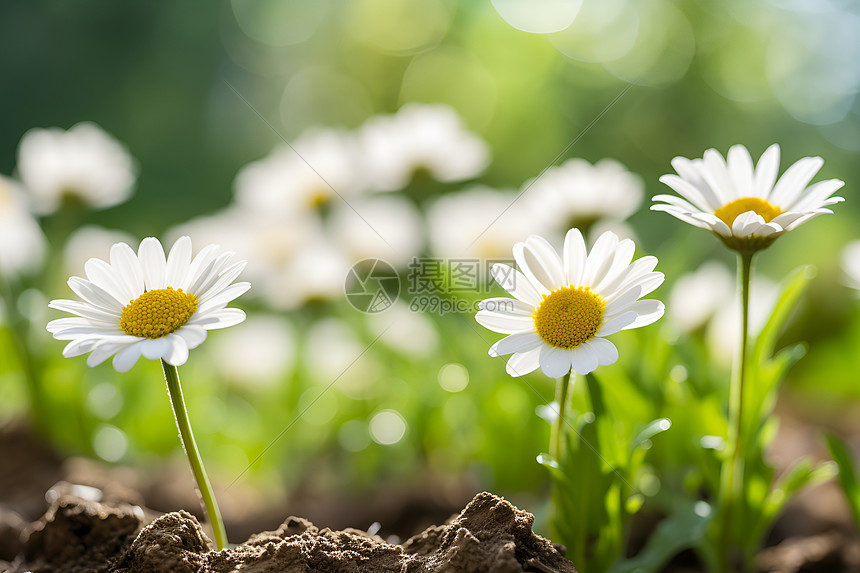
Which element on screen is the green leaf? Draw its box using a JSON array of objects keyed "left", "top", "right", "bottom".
[
  {"left": 826, "top": 433, "right": 860, "bottom": 532},
  {"left": 608, "top": 500, "right": 711, "bottom": 573}
]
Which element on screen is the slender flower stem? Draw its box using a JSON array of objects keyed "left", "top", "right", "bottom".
[
  {"left": 161, "top": 360, "right": 228, "bottom": 550},
  {"left": 550, "top": 371, "right": 572, "bottom": 461},
  {"left": 718, "top": 251, "right": 754, "bottom": 572}
]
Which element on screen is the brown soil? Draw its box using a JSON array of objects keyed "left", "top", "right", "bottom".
[{"left": 2, "top": 488, "right": 576, "bottom": 573}]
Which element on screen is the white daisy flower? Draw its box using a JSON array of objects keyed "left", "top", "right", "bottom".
[
  {"left": 359, "top": 103, "right": 490, "bottom": 192},
  {"left": 0, "top": 175, "right": 46, "bottom": 277},
  {"left": 653, "top": 144, "right": 845, "bottom": 253},
  {"left": 17, "top": 122, "right": 137, "bottom": 214},
  {"left": 841, "top": 240, "right": 860, "bottom": 293},
  {"left": 328, "top": 195, "right": 424, "bottom": 268},
  {"left": 47, "top": 236, "right": 249, "bottom": 372},
  {"left": 426, "top": 186, "right": 539, "bottom": 260},
  {"left": 522, "top": 158, "right": 644, "bottom": 237},
  {"left": 234, "top": 127, "right": 364, "bottom": 219},
  {"left": 476, "top": 229, "right": 665, "bottom": 378}
]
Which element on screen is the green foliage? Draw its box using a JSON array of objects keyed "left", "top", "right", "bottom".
[{"left": 826, "top": 433, "right": 860, "bottom": 533}]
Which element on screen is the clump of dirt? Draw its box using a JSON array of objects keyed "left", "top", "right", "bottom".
[{"left": 2, "top": 488, "right": 577, "bottom": 573}]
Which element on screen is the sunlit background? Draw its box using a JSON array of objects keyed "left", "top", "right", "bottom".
[{"left": 2, "top": 0, "right": 860, "bottom": 539}]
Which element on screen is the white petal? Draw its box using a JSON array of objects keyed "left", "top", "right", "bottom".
[
  {"left": 112, "top": 341, "right": 144, "bottom": 372},
  {"left": 690, "top": 212, "right": 732, "bottom": 237},
  {"left": 86, "top": 342, "right": 125, "bottom": 368},
  {"left": 586, "top": 337, "right": 619, "bottom": 366},
  {"left": 190, "top": 307, "right": 247, "bottom": 330},
  {"left": 569, "top": 344, "right": 598, "bottom": 375},
  {"left": 594, "top": 238, "right": 636, "bottom": 294},
  {"left": 769, "top": 211, "right": 808, "bottom": 229},
  {"left": 513, "top": 236, "right": 565, "bottom": 293},
  {"left": 165, "top": 236, "right": 193, "bottom": 289},
  {"left": 788, "top": 179, "right": 845, "bottom": 212},
  {"left": 581, "top": 231, "right": 619, "bottom": 288},
  {"left": 176, "top": 324, "right": 208, "bottom": 349},
  {"left": 141, "top": 337, "right": 170, "bottom": 360},
  {"left": 563, "top": 228, "right": 587, "bottom": 286},
  {"left": 181, "top": 244, "right": 221, "bottom": 292},
  {"left": 658, "top": 174, "right": 718, "bottom": 212},
  {"left": 619, "top": 300, "right": 665, "bottom": 330},
  {"left": 651, "top": 205, "right": 715, "bottom": 231},
  {"left": 769, "top": 156, "right": 823, "bottom": 207},
  {"left": 187, "top": 251, "right": 235, "bottom": 295},
  {"left": 162, "top": 334, "right": 189, "bottom": 366},
  {"left": 539, "top": 345, "right": 572, "bottom": 378},
  {"left": 701, "top": 148, "right": 737, "bottom": 203},
  {"left": 196, "top": 282, "right": 251, "bottom": 314},
  {"left": 196, "top": 260, "right": 248, "bottom": 302},
  {"left": 478, "top": 297, "right": 533, "bottom": 317},
  {"left": 731, "top": 211, "right": 770, "bottom": 237},
  {"left": 605, "top": 257, "right": 660, "bottom": 296},
  {"left": 489, "top": 331, "right": 542, "bottom": 357},
  {"left": 596, "top": 311, "right": 637, "bottom": 337},
  {"left": 49, "top": 299, "right": 120, "bottom": 322},
  {"left": 68, "top": 277, "right": 123, "bottom": 311},
  {"left": 109, "top": 242, "right": 145, "bottom": 300},
  {"left": 505, "top": 348, "right": 541, "bottom": 377},
  {"left": 651, "top": 192, "right": 705, "bottom": 215},
  {"left": 753, "top": 144, "right": 780, "bottom": 198},
  {"left": 138, "top": 237, "right": 167, "bottom": 291},
  {"left": 491, "top": 264, "right": 541, "bottom": 306},
  {"left": 62, "top": 337, "right": 100, "bottom": 358},
  {"left": 476, "top": 309, "right": 534, "bottom": 334},
  {"left": 85, "top": 258, "right": 132, "bottom": 305},
  {"left": 727, "top": 144, "right": 754, "bottom": 196},
  {"left": 604, "top": 284, "right": 643, "bottom": 312}
]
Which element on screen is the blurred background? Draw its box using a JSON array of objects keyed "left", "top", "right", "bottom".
[{"left": 1, "top": 0, "right": 859, "bottom": 542}]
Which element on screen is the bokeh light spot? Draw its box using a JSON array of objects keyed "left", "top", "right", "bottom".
[
  {"left": 93, "top": 424, "right": 128, "bottom": 462},
  {"left": 369, "top": 409, "right": 407, "bottom": 445},
  {"left": 438, "top": 363, "right": 469, "bottom": 393}
]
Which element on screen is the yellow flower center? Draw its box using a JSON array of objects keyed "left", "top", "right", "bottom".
[
  {"left": 713, "top": 197, "right": 782, "bottom": 229},
  {"left": 119, "top": 287, "right": 198, "bottom": 339},
  {"left": 532, "top": 286, "right": 606, "bottom": 349}
]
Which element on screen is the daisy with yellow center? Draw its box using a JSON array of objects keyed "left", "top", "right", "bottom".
[
  {"left": 46, "top": 236, "right": 249, "bottom": 551},
  {"left": 476, "top": 229, "right": 665, "bottom": 378},
  {"left": 652, "top": 144, "right": 844, "bottom": 253},
  {"left": 47, "top": 236, "right": 249, "bottom": 372}
]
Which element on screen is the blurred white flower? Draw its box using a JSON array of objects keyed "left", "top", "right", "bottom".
[
  {"left": 842, "top": 240, "right": 860, "bottom": 293},
  {"left": 170, "top": 207, "right": 347, "bottom": 310},
  {"left": 64, "top": 225, "right": 136, "bottom": 276},
  {"left": 329, "top": 195, "right": 424, "bottom": 268},
  {"left": 668, "top": 261, "right": 735, "bottom": 334},
  {"left": 262, "top": 233, "right": 351, "bottom": 309},
  {"left": 668, "top": 260, "right": 777, "bottom": 365},
  {"left": 234, "top": 127, "right": 364, "bottom": 218},
  {"left": 359, "top": 103, "right": 490, "bottom": 191},
  {"left": 209, "top": 314, "right": 296, "bottom": 386},
  {"left": 365, "top": 300, "right": 440, "bottom": 358},
  {"left": 522, "top": 158, "right": 644, "bottom": 237},
  {"left": 303, "top": 318, "right": 364, "bottom": 382},
  {"left": 17, "top": 122, "right": 137, "bottom": 214},
  {"left": 0, "top": 175, "right": 46, "bottom": 277},
  {"left": 426, "top": 186, "right": 538, "bottom": 260}
]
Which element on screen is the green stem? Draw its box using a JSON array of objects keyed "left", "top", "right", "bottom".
[
  {"left": 161, "top": 360, "right": 228, "bottom": 550},
  {"left": 717, "top": 251, "right": 754, "bottom": 572},
  {"left": 550, "top": 370, "right": 572, "bottom": 461}
]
